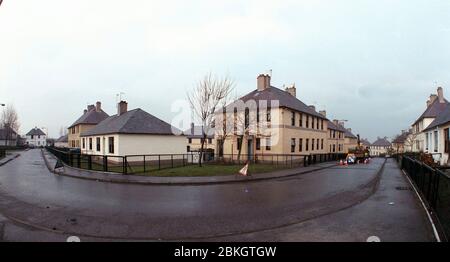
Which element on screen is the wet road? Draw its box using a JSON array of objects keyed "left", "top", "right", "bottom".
[{"left": 1, "top": 149, "right": 387, "bottom": 240}]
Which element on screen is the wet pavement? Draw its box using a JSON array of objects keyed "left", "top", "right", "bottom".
[{"left": 0, "top": 149, "right": 433, "bottom": 241}]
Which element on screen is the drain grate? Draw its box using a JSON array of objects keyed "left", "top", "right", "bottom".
[{"left": 395, "top": 186, "right": 412, "bottom": 191}]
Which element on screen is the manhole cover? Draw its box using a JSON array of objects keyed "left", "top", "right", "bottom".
[{"left": 395, "top": 186, "right": 411, "bottom": 191}]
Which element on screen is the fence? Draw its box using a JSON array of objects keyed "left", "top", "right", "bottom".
[
  {"left": 46, "top": 146, "right": 347, "bottom": 175},
  {"left": 0, "top": 148, "right": 5, "bottom": 159},
  {"left": 399, "top": 155, "right": 450, "bottom": 241}
]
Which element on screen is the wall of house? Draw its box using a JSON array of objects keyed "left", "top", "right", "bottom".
[
  {"left": 369, "top": 146, "right": 391, "bottom": 156},
  {"left": 186, "top": 138, "right": 215, "bottom": 152},
  {"left": 55, "top": 142, "right": 69, "bottom": 148},
  {"left": 344, "top": 137, "right": 358, "bottom": 153},
  {"left": 26, "top": 135, "right": 47, "bottom": 146},
  {"left": 326, "top": 129, "right": 345, "bottom": 153},
  {"left": 68, "top": 124, "right": 96, "bottom": 148}
]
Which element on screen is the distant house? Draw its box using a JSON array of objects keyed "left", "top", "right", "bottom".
[
  {"left": 327, "top": 120, "right": 346, "bottom": 153},
  {"left": 184, "top": 123, "right": 215, "bottom": 153},
  {"left": 344, "top": 128, "right": 358, "bottom": 153},
  {"left": 370, "top": 137, "right": 392, "bottom": 156},
  {"left": 392, "top": 130, "right": 411, "bottom": 154},
  {"left": 68, "top": 101, "right": 109, "bottom": 148},
  {"left": 55, "top": 134, "right": 69, "bottom": 148},
  {"left": 410, "top": 87, "right": 448, "bottom": 152},
  {"left": 79, "top": 101, "right": 186, "bottom": 157},
  {"left": 26, "top": 127, "right": 47, "bottom": 147},
  {"left": 0, "top": 125, "right": 18, "bottom": 146},
  {"left": 423, "top": 103, "right": 450, "bottom": 165},
  {"left": 360, "top": 138, "right": 371, "bottom": 149}
]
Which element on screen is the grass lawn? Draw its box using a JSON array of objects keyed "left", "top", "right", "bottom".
[{"left": 133, "top": 163, "right": 292, "bottom": 177}]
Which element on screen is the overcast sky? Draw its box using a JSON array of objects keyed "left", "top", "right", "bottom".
[{"left": 1, "top": 0, "right": 450, "bottom": 142}]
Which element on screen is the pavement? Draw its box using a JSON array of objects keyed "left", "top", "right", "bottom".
[
  {"left": 0, "top": 151, "right": 21, "bottom": 166},
  {"left": 41, "top": 149, "right": 338, "bottom": 185},
  {"left": 0, "top": 149, "right": 435, "bottom": 241}
]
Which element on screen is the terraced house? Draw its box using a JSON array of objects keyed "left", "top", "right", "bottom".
[
  {"left": 68, "top": 102, "right": 109, "bottom": 148},
  {"left": 344, "top": 128, "right": 358, "bottom": 153},
  {"left": 326, "top": 119, "right": 346, "bottom": 153},
  {"left": 370, "top": 137, "right": 392, "bottom": 156},
  {"left": 215, "top": 73, "right": 328, "bottom": 161},
  {"left": 184, "top": 123, "right": 215, "bottom": 153}
]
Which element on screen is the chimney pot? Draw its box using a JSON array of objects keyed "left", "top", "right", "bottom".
[
  {"left": 96, "top": 101, "right": 102, "bottom": 111},
  {"left": 285, "top": 84, "right": 296, "bottom": 97},
  {"left": 118, "top": 101, "right": 128, "bottom": 116},
  {"left": 257, "top": 73, "right": 271, "bottom": 91},
  {"left": 437, "top": 87, "right": 444, "bottom": 103}
]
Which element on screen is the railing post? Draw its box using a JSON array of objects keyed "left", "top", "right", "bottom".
[
  {"left": 103, "top": 156, "right": 108, "bottom": 172},
  {"left": 143, "top": 155, "right": 146, "bottom": 173},
  {"left": 158, "top": 155, "right": 161, "bottom": 170},
  {"left": 171, "top": 154, "right": 174, "bottom": 168},
  {"left": 123, "top": 156, "right": 128, "bottom": 174},
  {"left": 77, "top": 154, "right": 81, "bottom": 168},
  {"left": 88, "top": 155, "right": 92, "bottom": 170}
]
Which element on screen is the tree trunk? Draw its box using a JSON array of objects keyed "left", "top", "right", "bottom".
[
  {"left": 237, "top": 135, "right": 244, "bottom": 161},
  {"left": 198, "top": 134, "right": 207, "bottom": 167}
]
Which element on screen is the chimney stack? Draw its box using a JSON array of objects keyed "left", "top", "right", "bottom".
[
  {"left": 347, "top": 128, "right": 352, "bottom": 133},
  {"left": 319, "top": 110, "right": 326, "bottom": 118},
  {"left": 191, "top": 122, "right": 194, "bottom": 134},
  {"left": 429, "top": 94, "right": 438, "bottom": 104},
  {"left": 285, "top": 84, "right": 296, "bottom": 97},
  {"left": 118, "top": 101, "right": 128, "bottom": 116},
  {"left": 83, "top": 109, "right": 87, "bottom": 114},
  {"left": 87, "top": 104, "right": 95, "bottom": 111},
  {"left": 437, "top": 87, "right": 444, "bottom": 103},
  {"left": 96, "top": 101, "right": 102, "bottom": 112},
  {"left": 333, "top": 119, "right": 339, "bottom": 126},
  {"left": 426, "top": 99, "right": 431, "bottom": 107},
  {"left": 257, "top": 73, "right": 271, "bottom": 91},
  {"left": 309, "top": 105, "right": 316, "bottom": 111}
]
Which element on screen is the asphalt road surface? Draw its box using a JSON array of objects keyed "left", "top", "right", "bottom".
[{"left": 0, "top": 149, "right": 435, "bottom": 241}]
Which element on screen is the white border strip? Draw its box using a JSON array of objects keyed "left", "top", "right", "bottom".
[{"left": 401, "top": 169, "right": 441, "bottom": 242}]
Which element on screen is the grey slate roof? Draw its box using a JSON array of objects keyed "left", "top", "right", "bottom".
[
  {"left": 68, "top": 107, "right": 109, "bottom": 128},
  {"left": 227, "top": 86, "right": 327, "bottom": 119},
  {"left": 392, "top": 131, "right": 411, "bottom": 144},
  {"left": 184, "top": 126, "right": 215, "bottom": 139},
  {"left": 361, "top": 139, "right": 371, "bottom": 146},
  {"left": 56, "top": 134, "right": 68, "bottom": 143},
  {"left": 80, "top": 108, "right": 182, "bottom": 136},
  {"left": 423, "top": 103, "right": 450, "bottom": 132},
  {"left": 371, "top": 137, "right": 391, "bottom": 147},
  {"left": 327, "top": 121, "right": 347, "bottom": 132},
  {"left": 344, "top": 128, "right": 357, "bottom": 139},
  {"left": 413, "top": 98, "right": 449, "bottom": 125},
  {"left": 26, "top": 127, "right": 46, "bottom": 136}
]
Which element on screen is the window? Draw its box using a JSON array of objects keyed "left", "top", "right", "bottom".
[
  {"left": 89, "top": 138, "right": 92, "bottom": 150},
  {"left": 266, "top": 106, "right": 271, "bottom": 122},
  {"left": 266, "top": 138, "right": 271, "bottom": 150},
  {"left": 306, "top": 139, "right": 309, "bottom": 151},
  {"left": 312, "top": 139, "right": 315, "bottom": 150},
  {"left": 321, "top": 119, "right": 323, "bottom": 130},
  {"left": 38, "top": 135, "right": 40, "bottom": 139},
  {"left": 321, "top": 139, "right": 324, "bottom": 150},
  {"left": 257, "top": 107, "right": 260, "bottom": 123},
  {"left": 96, "top": 137, "right": 101, "bottom": 151},
  {"left": 445, "top": 128, "right": 449, "bottom": 153},
  {"left": 306, "top": 115, "right": 309, "bottom": 128},
  {"left": 38, "top": 141, "right": 40, "bottom": 145},
  {"left": 82, "top": 138, "right": 85, "bottom": 149},
  {"left": 31, "top": 135, "right": 34, "bottom": 139},
  {"left": 299, "top": 138, "right": 303, "bottom": 152},
  {"left": 317, "top": 118, "right": 319, "bottom": 129},
  {"left": 333, "top": 130, "right": 336, "bottom": 138},
  {"left": 237, "top": 137, "right": 242, "bottom": 151},
  {"left": 188, "top": 138, "right": 192, "bottom": 144},
  {"left": 187, "top": 146, "right": 190, "bottom": 152},
  {"left": 291, "top": 138, "right": 296, "bottom": 153},
  {"left": 317, "top": 139, "right": 319, "bottom": 150},
  {"left": 291, "top": 111, "right": 295, "bottom": 126},
  {"left": 434, "top": 130, "right": 438, "bottom": 152},
  {"left": 256, "top": 138, "right": 261, "bottom": 150},
  {"left": 208, "top": 138, "right": 212, "bottom": 144},
  {"left": 108, "top": 137, "right": 114, "bottom": 154},
  {"left": 299, "top": 113, "right": 303, "bottom": 127},
  {"left": 333, "top": 144, "right": 336, "bottom": 152},
  {"left": 312, "top": 117, "right": 315, "bottom": 130}
]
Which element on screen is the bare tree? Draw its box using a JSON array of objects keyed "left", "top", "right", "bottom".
[
  {"left": 404, "top": 132, "right": 418, "bottom": 152},
  {"left": 187, "top": 73, "right": 234, "bottom": 167},
  {"left": 1, "top": 104, "right": 20, "bottom": 146}
]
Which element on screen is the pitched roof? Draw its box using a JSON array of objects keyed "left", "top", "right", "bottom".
[
  {"left": 228, "top": 86, "right": 327, "bottom": 119},
  {"left": 413, "top": 98, "right": 449, "bottom": 126},
  {"left": 327, "top": 120, "right": 347, "bottom": 132},
  {"left": 392, "top": 131, "right": 411, "bottom": 144},
  {"left": 360, "top": 138, "right": 371, "bottom": 146},
  {"left": 344, "top": 128, "right": 357, "bottom": 139},
  {"left": 80, "top": 108, "right": 182, "bottom": 136},
  {"left": 183, "top": 125, "right": 215, "bottom": 139},
  {"left": 371, "top": 137, "right": 391, "bottom": 147},
  {"left": 0, "top": 126, "right": 17, "bottom": 140},
  {"left": 56, "top": 134, "right": 68, "bottom": 143},
  {"left": 68, "top": 107, "right": 109, "bottom": 128},
  {"left": 26, "top": 127, "right": 46, "bottom": 136},
  {"left": 423, "top": 103, "right": 450, "bottom": 132}
]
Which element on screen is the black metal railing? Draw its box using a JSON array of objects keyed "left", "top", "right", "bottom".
[
  {"left": 0, "top": 148, "right": 5, "bottom": 159},
  {"left": 46, "top": 146, "right": 347, "bottom": 175},
  {"left": 398, "top": 155, "right": 450, "bottom": 241}
]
